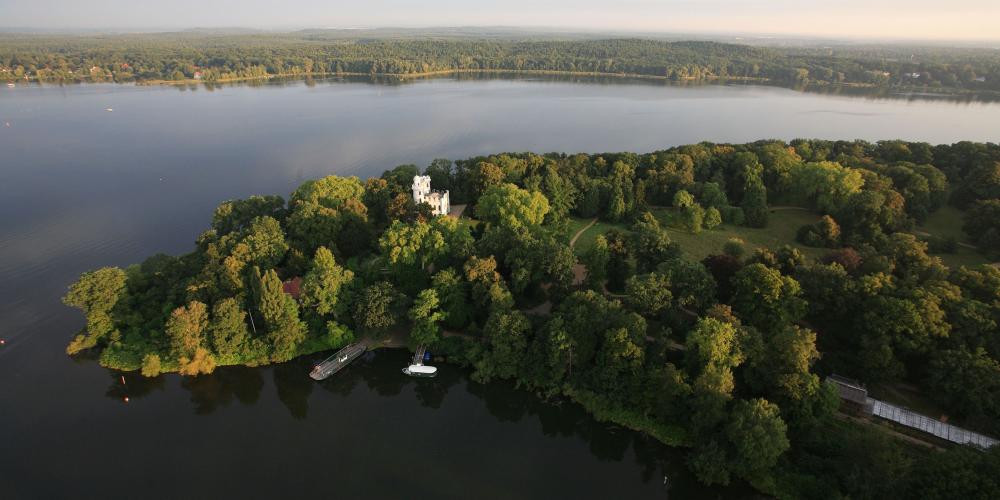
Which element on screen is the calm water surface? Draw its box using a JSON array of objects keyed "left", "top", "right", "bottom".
[{"left": 2, "top": 77, "right": 999, "bottom": 498}]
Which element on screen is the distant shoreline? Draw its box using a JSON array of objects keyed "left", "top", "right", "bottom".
[
  {"left": 12, "top": 69, "right": 998, "bottom": 100},
  {"left": 133, "top": 69, "right": 771, "bottom": 86}
]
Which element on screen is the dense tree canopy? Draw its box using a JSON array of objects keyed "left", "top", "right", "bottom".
[{"left": 63, "top": 139, "right": 1000, "bottom": 498}]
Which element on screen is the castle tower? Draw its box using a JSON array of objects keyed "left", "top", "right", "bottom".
[
  {"left": 412, "top": 175, "right": 449, "bottom": 216},
  {"left": 412, "top": 175, "right": 432, "bottom": 204}
]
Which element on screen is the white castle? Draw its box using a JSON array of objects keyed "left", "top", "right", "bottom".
[{"left": 412, "top": 175, "right": 450, "bottom": 216}]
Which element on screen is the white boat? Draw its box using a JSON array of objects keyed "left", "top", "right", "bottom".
[
  {"left": 6, "top": 83, "right": 14, "bottom": 88},
  {"left": 403, "top": 364, "right": 437, "bottom": 377},
  {"left": 105, "top": 108, "right": 114, "bottom": 112}
]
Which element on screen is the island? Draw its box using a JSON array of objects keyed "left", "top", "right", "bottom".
[{"left": 64, "top": 139, "right": 1000, "bottom": 497}]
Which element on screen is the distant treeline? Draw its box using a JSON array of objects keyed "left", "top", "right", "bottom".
[{"left": 1, "top": 33, "right": 998, "bottom": 91}]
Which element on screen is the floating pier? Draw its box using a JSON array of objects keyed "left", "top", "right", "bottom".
[{"left": 309, "top": 343, "right": 366, "bottom": 381}]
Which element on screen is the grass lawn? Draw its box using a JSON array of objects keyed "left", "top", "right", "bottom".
[
  {"left": 918, "top": 205, "right": 971, "bottom": 243},
  {"left": 916, "top": 205, "right": 993, "bottom": 269},
  {"left": 570, "top": 219, "right": 629, "bottom": 256},
  {"left": 571, "top": 206, "right": 996, "bottom": 268},
  {"left": 653, "top": 207, "right": 826, "bottom": 261},
  {"left": 564, "top": 216, "right": 597, "bottom": 243},
  {"left": 934, "top": 247, "right": 993, "bottom": 269},
  {"left": 571, "top": 208, "right": 825, "bottom": 260}
]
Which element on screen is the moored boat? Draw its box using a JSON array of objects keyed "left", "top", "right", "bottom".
[{"left": 403, "top": 364, "right": 438, "bottom": 377}]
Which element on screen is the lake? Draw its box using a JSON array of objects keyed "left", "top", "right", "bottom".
[{"left": 1, "top": 76, "right": 999, "bottom": 498}]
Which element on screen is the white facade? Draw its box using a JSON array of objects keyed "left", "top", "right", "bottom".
[{"left": 412, "top": 175, "right": 450, "bottom": 216}]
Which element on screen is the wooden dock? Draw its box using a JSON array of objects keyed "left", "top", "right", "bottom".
[{"left": 309, "top": 343, "right": 366, "bottom": 381}]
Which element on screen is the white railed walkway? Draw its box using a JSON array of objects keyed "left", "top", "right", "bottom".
[
  {"left": 871, "top": 399, "right": 998, "bottom": 448},
  {"left": 412, "top": 345, "right": 427, "bottom": 366}
]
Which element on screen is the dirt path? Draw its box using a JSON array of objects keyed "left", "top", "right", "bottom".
[
  {"left": 767, "top": 205, "right": 815, "bottom": 212},
  {"left": 570, "top": 217, "right": 598, "bottom": 248}
]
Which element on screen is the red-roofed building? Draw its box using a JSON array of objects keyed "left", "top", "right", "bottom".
[{"left": 282, "top": 277, "right": 303, "bottom": 301}]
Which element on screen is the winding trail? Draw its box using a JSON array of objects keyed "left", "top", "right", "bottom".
[
  {"left": 570, "top": 217, "right": 599, "bottom": 248},
  {"left": 767, "top": 205, "right": 815, "bottom": 212}
]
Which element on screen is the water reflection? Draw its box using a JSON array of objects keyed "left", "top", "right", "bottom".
[
  {"left": 272, "top": 360, "right": 313, "bottom": 419},
  {"left": 181, "top": 366, "right": 265, "bottom": 414},
  {"left": 24, "top": 72, "right": 999, "bottom": 103},
  {"left": 90, "top": 344, "right": 748, "bottom": 496},
  {"left": 105, "top": 370, "right": 165, "bottom": 402},
  {"left": 186, "top": 73, "right": 1000, "bottom": 104}
]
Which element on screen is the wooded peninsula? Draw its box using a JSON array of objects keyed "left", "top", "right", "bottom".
[
  {"left": 3, "top": 32, "right": 999, "bottom": 94},
  {"left": 64, "top": 139, "right": 1000, "bottom": 497}
]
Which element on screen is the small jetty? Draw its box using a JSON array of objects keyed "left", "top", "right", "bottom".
[
  {"left": 403, "top": 345, "right": 437, "bottom": 377},
  {"left": 309, "top": 342, "right": 366, "bottom": 381}
]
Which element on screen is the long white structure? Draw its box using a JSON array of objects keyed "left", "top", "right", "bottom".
[
  {"left": 412, "top": 175, "right": 450, "bottom": 216},
  {"left": 871, "top": 399, "right": 998, "bottom": 448}
]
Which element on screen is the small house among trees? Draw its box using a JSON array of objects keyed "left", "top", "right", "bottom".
[
  {"left": 282, "top": 276, "right": 303, "bottom": 301},
  {"left": 826, "top": 374, "right": 874, "bottom": 417}
]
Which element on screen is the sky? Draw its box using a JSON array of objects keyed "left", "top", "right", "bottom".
[{"left": 2, "top": 0, "right": 999, "bottom": 42}]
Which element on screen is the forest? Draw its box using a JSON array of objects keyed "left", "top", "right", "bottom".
[
  {"left": 2, "top": 32, "right": 999, "bottom": 93},
  {"left": 63, "top": 139, "right": 1000, "bottom": 498}
]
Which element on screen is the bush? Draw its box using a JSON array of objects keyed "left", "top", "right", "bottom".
[
  {"left": 723, "top": 238, "right": 747, "bottom": 258},
  {"left": 704, "top": 207, "right": 722, "bottom": 230},
  {"left": 797, "top": 215, "right": 841, "bottom": 248},
  {"left": 721, "top": 206, "right": 745, "bottom": 226},
  {"left": 923, "top": 235, "right": 958, "bottom": 254},
  {"left": 681, "top": 204, "right": 705, "bottom": 233},
  {"left": 821, "top": 247, "right": 863, "bottom": 273}
]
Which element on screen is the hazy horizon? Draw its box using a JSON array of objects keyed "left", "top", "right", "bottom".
[{"left": 2, "top": 0, "right": 999, "bottom": 42}]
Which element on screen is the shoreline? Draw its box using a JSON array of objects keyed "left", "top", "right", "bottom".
[{"left": 9, "top": 69, "right": 999, "bottom": 99}]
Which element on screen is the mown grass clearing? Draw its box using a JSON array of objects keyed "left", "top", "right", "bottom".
[
  {"left": 571, "top": 208, "right": 824, "bottom": 261},
  {"left": 571, "top": 205, "right": 995, "bottom": 269},
  {"left": 918, "top": 205, "right": 971, "bottom": 243},
  {"left": 916, "top": 205, "right": 992, "bottom": 268}
]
